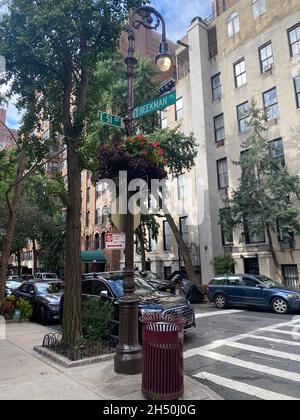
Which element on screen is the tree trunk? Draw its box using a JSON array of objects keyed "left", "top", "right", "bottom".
[
  {"left": 32, "top": 239, "right": 37, "bottom": 275},
  {"left": 62, "top": 139, "right": 83, "bottom": 347},
  {"left": 0, "top": 152, "right": 26, "bottom": 305},
  {"left": 17, "top": 250, "right": 22, "bottom": 276},
  {"left": 266, "top": 224, "right": 285, "bottom": 284},
  {"left": 164, "top": 212, "right": 199, "bottom": 284}
]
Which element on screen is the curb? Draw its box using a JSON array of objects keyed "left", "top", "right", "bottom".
[{"left": 33, "top": 345, "right": 115, "bottom": 368}]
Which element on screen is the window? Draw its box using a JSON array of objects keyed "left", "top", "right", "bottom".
[
  {"left": 160, "top": 110, "right": 168, "bottom": 129},
  {"left": 288, "top": 23, "right": 300, "bottom": 57},
  {"left": 259, "top": 42, "right": 274, "bottom": 72},
  {"left": 86, "top": 187, "right": 90, "bottom": 204},
  {"left": 226, "top": 276, "right": 241, "bottom": 286},
  {"left": 252, "top": 0, "right": 266, "bottom": 20},
  {"left": 234, "top": 59, "right": 247, "bottom": 88},
  {"left": 211, "top": 277, "right": 226, "bottom": 285},
  {"left": 237, "top": 101, "right": 250, "bottom": 133},
  {"left": 86, "top": 211, "right": 90, "bottom": 228},
  {"left": 243, "top": 277, "right": 259, "bottom": 288},
  {"left": 282, "top": 265, "right": 299, "bottom": 289},
  {"left": 263, "top": 87, "right": 279, "bottom": 121},
  {"left": 214, "top": 113, "right": 225, "bottom": 143},
  {"left": 177, "top": 174, "right": 186, "bottom": 200},
  {"left": 96, "top": 183, "right": 102, "bottom": 200},
  {"left": 180, "top": 217, "right": 189, "bottom": 245},
  {"left": 212, "top": 73, "right": 222, "bottom": 101},
  {"left": 149, "top": 229, "right": 157, "bottom": 252},
  {"left": 95, "top": 233, "right": 100, "bottom": 250},
  {"left": 95, "top": 208, "right": 101, "bottom": 225},
  {"left": 245, "top": 214, "right": 265, "bottom": 244},
  {"left": 277, "top": 220, "right": 294, "bottom": 244},
  {"left": 220, "top": 208, "right": 233, "bottom": 246},
  {"left": 269, "top": 138, "right": 285, "bottom": 166},
  {"left": 101, "top": 232, "right": 106, "bottom": 249},
  {"left": 228, "top": 12, "right": 240, "bottom": 38},
  {"left": 163, "top": 221, "right": 172, "bottom": 251},
  {"left": 294, "top": 76, "right": 300, "bottom": 108},
  {"left": 217, "top": 158, "right": 229, "bottom": 189},
  {"left": 175, "top": 97, "right": 183, "bottom": 121},
  {"left": 85, "top": 235, "right": 90, "bottom": 251}
]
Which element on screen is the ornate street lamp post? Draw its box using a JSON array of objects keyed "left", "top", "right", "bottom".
[{"left": 114, "top": 6, "right": 172, "bottom": 375}]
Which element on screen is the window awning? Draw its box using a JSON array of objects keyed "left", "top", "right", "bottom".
[{"left": 81, "top": 251, "right": 107, "bottom": 264}]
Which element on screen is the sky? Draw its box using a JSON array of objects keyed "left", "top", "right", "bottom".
[
  {"left": 3, "top": 0, "right": 212, "bottom": 130},
  {"left": 151, "top": 0, "right": 212, "bottom": 41}
]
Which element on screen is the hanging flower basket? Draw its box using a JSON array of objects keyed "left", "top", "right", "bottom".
[{"left": 95, "top": 134, "right": 168, "bottom": 181}]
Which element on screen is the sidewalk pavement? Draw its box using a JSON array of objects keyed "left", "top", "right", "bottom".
[{"left": 0, "top": 323, "right": 221, "bottom": 401}]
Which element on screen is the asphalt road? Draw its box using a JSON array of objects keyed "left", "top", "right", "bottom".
[{"left": 185, "top": 304, "right": 300, "bottom": 400}]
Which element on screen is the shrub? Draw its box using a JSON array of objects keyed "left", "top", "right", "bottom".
[
  {"left": 1, "top": 296, "right": 17, "bottom": 320},
  {"left": 82, "top": 298, "right": 113, "bottom": 342},
  {"left": 211, "top": 254, "right": 236, "bottom": 276},
  {"left": 16, "top": 298, "right": 33, "bottom": 320}
]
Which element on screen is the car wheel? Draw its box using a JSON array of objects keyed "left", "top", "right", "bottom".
[
  {"left": 271, "top": 297, "right": 288, "bottom": 315},
  {"left": 215, "top": 294, "right": 227, "bottom": 310},
  {"left": 39, "top": 306, "right": 50, "bottom": 325}
]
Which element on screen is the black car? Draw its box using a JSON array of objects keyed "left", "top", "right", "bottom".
[
  {"left": 13, "top": 281, "right": 64, "bottom": 324},
  {"left": 139, "top": 271, "right": 175, "bottom": 294},
  {"left": 60, "top": 272, "right": 196, "bottom": 337},
  {"left": 169, "top": 271, "right": 204, "bottom": 304},
  {"left": 5, "top": 280, "right": 22, "bottom": 297}
]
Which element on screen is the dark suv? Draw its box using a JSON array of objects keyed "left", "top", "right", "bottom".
[{"left": 61, "top": 272, "right": 196, "bottom": 335}]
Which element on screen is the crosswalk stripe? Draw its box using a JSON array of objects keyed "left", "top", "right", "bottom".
[
  {"left": 194, "top": 372, "right": 298, "bottom": 400},
  {"left": 195, "top": 310, "right": 244, "bottom": 319},
  {"left": 259, "top": 328, "right": 300, "bottom": 337},
  {"left": 192, "top": 349, "right": 300, "bottom": 383},
  {"left": 224, "top": 341, "right": 300, "bottom": 362},
  {"left": 248, "top": 333, "right": 300, "bottom": 348}
]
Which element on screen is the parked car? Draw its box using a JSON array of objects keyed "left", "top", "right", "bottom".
[
  {"left": 169, "top": 271, "right": 204, "bottom": 304},
  {"left": 6, "top": 275, "right": 21, "bottom": 282},
  {"left": 208, "top": 273, "right": 300, "bottom": 315},
  {"left": 139, "top": 271, "right": 175, "bottom": 294},
  {"left": 34, "top": 273, "right": 59, "bottom": 282},
  {"left": 13, "top": 281, "right": 64, "bottom": 324},
  {"left": 5, "top": 280, "right": 22, "bottom": 297},
  {"left": 60, "top": 272, "right": 196, "bottom": 338},
  {"left": 21, "top": 274, "right": 34, "bottom": 282}
]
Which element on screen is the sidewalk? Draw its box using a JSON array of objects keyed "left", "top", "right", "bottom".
[{"left": 0, "top": 323, "right": 221, "bottom": 400}]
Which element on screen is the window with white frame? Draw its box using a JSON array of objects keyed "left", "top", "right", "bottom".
[
  {"left": 211, "top": 73, "right": 222, "bottom": 101},
  {"left": 179, "top": 217, "right": 189, "bottom": 245},
  {"left": 177, "top": 174, "right": 186, "bottom": 201},
  {"left": 237, "top": 101, "right": 250, "bottom": 133},
  {"left": 245, "top": 214, "right": 265, "bottom": 244},
  {"left": 294, "top": 76, "right": 300, "bottom": 108},
  {"left": 175, "top": 97, "right": 183, "bottom": 121},
  {"left": 160, "top": 109, "right": 168, "bottom": 129},
  {"left": 234, "top": 59, "right": 247, "bottom": 88},
  {"left": 269, "top": 138, "right": 285, "bottom": 167},
  {"left": 163, "top": 221, "right": 172, "bottom": 251},
  {"left": 288, "top": 23, "right": 300, "bottom": 57},
  {"left": 263, "top": 87, "right": 279, "bottom": 121},
  {"left": 217, "top": 158, "right": 229, "bottom": 190},
  {"left": 252, "top": 0, "right": 266, "bottom": 20},
  {"left": 259, "top": 42, "right": 273, "bottom": 72},
  {"left": 228, "top": 12, "right": 240, "bottom": 38}
]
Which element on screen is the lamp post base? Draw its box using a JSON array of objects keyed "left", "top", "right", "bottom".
[{"left": 114, "top": 295, "right": 142, "bottom": 375}]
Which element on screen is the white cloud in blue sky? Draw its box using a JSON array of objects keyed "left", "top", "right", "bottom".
[{"left": 151, "top": 0, "right": 212, "bottom": 41}]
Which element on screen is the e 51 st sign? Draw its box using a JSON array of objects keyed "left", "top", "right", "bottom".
[
  {"left": 99, "top": 112, "right": 124, "bottom": 129},
  {"left": 133, "top": 91, "right": 176, "bottom": 119}
]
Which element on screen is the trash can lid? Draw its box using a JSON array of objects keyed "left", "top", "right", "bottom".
[{"left": 139, "top": 313, "right": 186, "bottom": 327}]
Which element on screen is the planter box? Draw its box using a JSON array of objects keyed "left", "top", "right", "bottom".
[{"left": 33, "top": 345, "right": 115, "bottom": 368}]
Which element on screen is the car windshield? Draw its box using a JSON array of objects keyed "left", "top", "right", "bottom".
[
  {"left": 36, "top": 282, "right": 64, "bottom": 295},
  {"left": 103, "top": 274, "right": 155, "bottom": 297},
  {"left": 43, "top": 274, "right": 58, "bottom": 279},
  {"left": 6, "top": 281, "right": 21, "bottom": 289},
  {"left": 256, "top": 275, "right": 282, "bottom": 288}
]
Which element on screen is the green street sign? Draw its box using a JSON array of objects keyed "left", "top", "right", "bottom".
[
  {"left": 133, "top": 91, "right": 177, "bottom": 119},
  {"left": 99, "top": 112, "right": 124, "bottom": 129}
]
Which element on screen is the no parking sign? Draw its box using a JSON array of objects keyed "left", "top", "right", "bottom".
[{"left": 105, "top": 232, "right": 126, "bottom": 250}]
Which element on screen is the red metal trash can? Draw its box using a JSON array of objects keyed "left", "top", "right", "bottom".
[{"left": 139, "top": 314, "right": 186, "bottom": 400}]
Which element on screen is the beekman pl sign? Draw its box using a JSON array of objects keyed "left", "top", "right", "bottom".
[{"left": 133, "top": 91, "right": 176, "bottom": 119}]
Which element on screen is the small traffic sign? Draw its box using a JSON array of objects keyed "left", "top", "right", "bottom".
[
  {"left": 99, "top": 112, "right": 124, "bottom": 129},
  {"left": 133, "top": 91, "right": 176, "bottom": 119},
  {"left": 105, "top": 232, "right": 126, "bottom": 250}
]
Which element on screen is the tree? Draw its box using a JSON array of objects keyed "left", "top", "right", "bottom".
[
  {"left": 135, "top": 215, "right": 160, "bottom": 271},
  {"left": 0, "top": 0, "right": 146, "bottom": 345},
  {"left": 211, "top": 255, "right": 235, "bottom": 276},
  {"left": 224, "top": 105, "right": 300, "bottom": 282}
]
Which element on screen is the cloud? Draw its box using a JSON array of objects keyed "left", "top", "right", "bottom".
[{"left": 150, "top": 0, "right": 212, "bottom": 41}]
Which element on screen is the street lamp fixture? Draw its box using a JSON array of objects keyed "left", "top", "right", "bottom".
[{"left": 114, "top": 6, "right": 171, "bottom": 376}]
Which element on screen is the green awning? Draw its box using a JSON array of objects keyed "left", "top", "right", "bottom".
[{"left": 81, "top": 251, "right": 107, "bottom": 264}]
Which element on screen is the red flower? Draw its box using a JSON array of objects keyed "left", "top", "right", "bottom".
[
  {"left": 153, "top": 142, "right": 161, "bottom": 147},
  {"left": 158, "top": 149, "right": 164, "bottom": 156}
]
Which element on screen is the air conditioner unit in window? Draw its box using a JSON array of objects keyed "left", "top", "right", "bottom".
[{"left": 263, "top": 63, "right": 273, "bottom": 73}]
